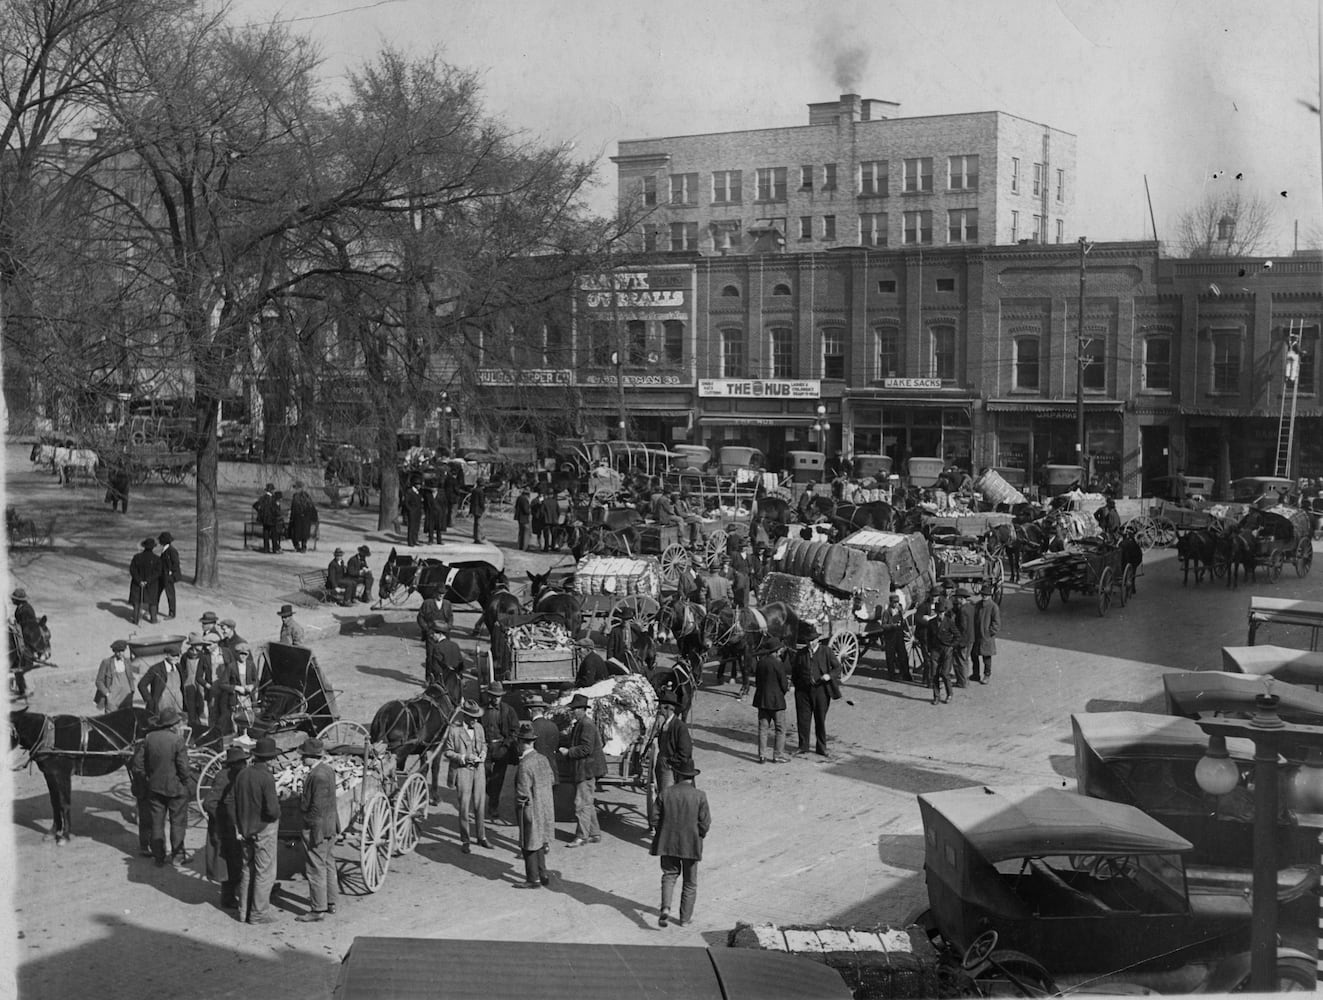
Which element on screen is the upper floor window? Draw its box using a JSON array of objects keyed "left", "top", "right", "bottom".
[
  {"left": 931, "top": 325, "right": 956, "bottom": 381},
  {"left": 1011, "top": 157, "right": 1020, "bottom": 194},
  {"left": 948, "top": 155, "right": 979, "bottom": 191},
  {"left": 903, "top": 210, "right": 932, "bottom": 245},
  {"left": 860, "top": 160, "right": 888, "bottom": 197},
  {"left": 756, "top": 167, "right": 787, "bottom": 202},
  {"left": 589, "top": 321, "right": 612, "bottom": 366},
  {"left": 948, "top": 208, "right": 978, "bottom": 243},
  {"left": 720, "top": 284, "right": 740, "bottom": 297},
  {"left": 1211, "top": 330, "right": 1240, "bottom": 393},
  {"left": 860, "top": 211, "right": 887, "bottom": 247},
  {"left": 798, "top": 216, "right": 812, "bottom": 241},
  {"left": 822, "top": 215, "right": 836, "bottom": 241},
  {"left": 822, "top": 327, "right": 846, "bottom": 380},
  {"left": 877, "top": 279, "right": 897, "bottom": 294},
  {"left": 669, "top": 221, "right": 697, "bottom": 252},
  {"left": 771, "top": 282, "right": 792, "bottom": 296},
  {"left": 1014, "top": 337, "right": 1040, "bottom": 390},
  {"left": 1055, "top": 219, "right": 1064, "bottom": 244},
  {"left": 1032, "top": 162, "right": 1044, "bottom": 196},
  {"left": 800, "top": 165, "right": 813, "bottom": 190},
  {"left": 721, "top": 329, "right": 745, "bottom": 378},
  {"left": 1082, "top": 335, "right": 1106, "bottom": 391},
  {"left": 1011, "top": 210, "right": 1020, "bottom": 243},
  {"left": 670, "top": 173, "right": 698, "bottom": 206},
  {"left": 712, "top": 170, "right": 742, "bottom": 205},
  {"left": 769, "top": 327, "right": 793, "bottom": 379},
  {"left": 874, "top": 326, "right": 899, "bottom": 380},
  {"left": 903, "top": 157, "right": 933, "bottom": 193},
  {"left": 1056, "top": 169, "right": 1065, "bottom": 202},
  {"left": 641, "top": 175, "right": 657, "bottom": 207},
  {"left": 1143, "top": 335, "right": 1171, "bottom": 391},
  {"left": 1031, "top": 215, "right": 1045, "bottom": 243},
  {"left": 822, "top": 163, "right": 837, "bottom": 190},
  {"left": 1297, "top": 326, "right": 1319, "bottom": 392},
  {"left": 643, "top": 225, "right": 659, "bottom": 252},
  {"left": 935, "top": 277, "right": 955, "bottom": 292},
  {"left": 663, "top": 320, "right": 684, "bottom": 365},
  {"left": 627, "top": 319, "right": 647, "bottom": 365}
]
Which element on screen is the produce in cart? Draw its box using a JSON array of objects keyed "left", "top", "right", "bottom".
[{"left": 548, "top": 673, "right": 658, "bottom": 757}]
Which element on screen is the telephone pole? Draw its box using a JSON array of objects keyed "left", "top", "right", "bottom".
[{"left": 1076, "top": 236, "right": 1088, "bottom": 470}]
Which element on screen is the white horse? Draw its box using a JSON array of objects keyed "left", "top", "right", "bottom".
[{"left": 51, "top": 447, "right": 99, "bottom": 485}]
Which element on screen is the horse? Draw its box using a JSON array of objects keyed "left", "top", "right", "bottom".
[
  {"left": 367, "top": 681, "right": 458, "bottom": 806},
  {"left": 380, "top": 547, "right": 508, "bottom": 614},
  {"left": 480, "top": 587, "right": 524, "bottom": 640},
  {"left": 704, "top": 603, "right": 799, "bottom": 685},
  {"left": 1215, "top": 523, "right": 1258, "bottom": 590},
  {"left": 807, "top": 496, "right": 897, "bottom": 534},
  {"left": 10, "top": 707, "right": 153, "bottom": 843},
  {"left": 572, "top": 522, "right": 642, "bottom": 561},
  {"left": 751, "top": 494, "right": 798, "bottom": 541},
  {"left": 656, "top": 595, "right": 709, "bottom": 712},
  {"left": 592, "top": 506, "right": 645, "bottom": 532},
  {"left": 1177, "top": 528, "right": 1219, "bottom": 586},
  {"left": 527, "top": 569, "right": 584, "bottom": 638}
]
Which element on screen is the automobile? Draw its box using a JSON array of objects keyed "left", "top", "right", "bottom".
[
  {"left": 671, "top": 444, "right": 711, "bottom": 471},
  {"left": 1162, "top": 669, "right": 1323, "bottom": 727},
  {"left": 717, "top": 445, "right": 764, "bottom": 476},
  {"left": 852, "top": 454, "right": 893, "bottom": 480},
  {"left": 913, "top": 784, "right": 1315, "bottom": 993},
  {"left": 906, "top": 456, "right": 945, "bottom": 488},
  {"left": 1230, "top": 475, "right": 1296, "bottom": 505},
  {"left": 1150, "top": 474, "right": 1214, "bottom": 503}
]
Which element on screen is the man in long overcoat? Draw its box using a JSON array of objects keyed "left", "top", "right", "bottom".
[
  {"left": 971, "top": 583, "right": 1001, "bottom": 684},
  {"left": 233, "top": 737, "right": 281, "bottom": 923},
  {"left": 752, "top": 635, "right": 789, "bottom": 763},
  {"left": 650, "top": 761, "right": 711, "bottom": 927},
  {"left": 142, "top": 707, "right": 194, "bottom": 865},
  {"left": 203, "top": 745, "right": 249, "bottom": 908},
  {"left": 156, "top": 531, "right": 181, "bottom": 619},
  {"left": 287, "top": 481, "right": 319, "bottom": 553},
  {"left": 400, "top": 480, "right": 424, "bottom": 547},
  {"left": 558, "top": 693, "right": 605, "bottom": 847},
  {"left": 513, "top": 721, "right": 556, "bottom": 889},
  {"left": 129, "top": 537, "right": 161, "bottom": 626},
  {"left": 252, "top": 483, "right": 282, "bottom": 554},
  {"left": 296, "top": 737, "right": 338, "bottom": 921},
  {"left": 650, "top": 692, "right": 692, "bottom": 830},
  {"left": 514, "top": 487, "right": 533, "bottom": 551},
  {"left": 954, "top": 587, "right": 977, "bottom": 688}
]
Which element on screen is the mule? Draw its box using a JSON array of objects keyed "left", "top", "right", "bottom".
[
  {"left": 527, "top": 570, "right": 583, "bottom": 638},
  {"left": 1216, "top": 525, "right": 1257, "bottom": 590},
  {"left": 1177, "top": 529, "right": 1219, "bottom": 586},
  {"left": 380, "top": 548, "right": 508, "bottom": 615},
  {"left": 480, "top": 587, "right": 523, "bottom": 640},
  {"left": 368, "top": 681, "right": 457, "bottom": 806},
  {"left": 10, "top": 707, "right": 153, "bottom": 842}
]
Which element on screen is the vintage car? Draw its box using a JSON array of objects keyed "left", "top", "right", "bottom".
[
  {"left": 1162, "top": 669, "right": 1323, "bottom": 727},
  {"left": 914, "top": 784, "right": 1315, "bottom": 993},
  {"left": 1230, "top": 475, "right": 1296, "bottom": 505}
]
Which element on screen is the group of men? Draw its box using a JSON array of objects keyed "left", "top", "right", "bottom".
[
  {"left": 915, "top": 583, "right": 1001, "bottom": 704},
  {"left": 127, "top": 531, "right": 182, "bottom": 625},
  {"left": 251, "top": 481, "right": 321, "bottom": 554},
  {"left": 397, "top": 474, "right": 462, "bottom": 547},
  {"left": 325, "top": 544, "right": 375, "bottom": 605}
]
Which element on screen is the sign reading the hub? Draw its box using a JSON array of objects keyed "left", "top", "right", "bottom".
[
  {"left": 698, "top": 378, "right": 822, "bottom": 398},
  {"left": 882, "top": 377, "right": 943, "bottom": 390},
  {"left": 580, "top": 270, "right": 687, "bottom": 310},
  {"left": 476, "top": 369, "right": 572, "bottom": 387}
]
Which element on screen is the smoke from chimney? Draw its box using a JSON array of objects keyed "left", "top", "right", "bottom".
[{"left": 832, "top": 43, "right": 869, "bottom": 93}]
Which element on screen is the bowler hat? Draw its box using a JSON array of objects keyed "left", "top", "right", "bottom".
[
  {"left": 278, "top": 604, "right": 294, "bottom": 617},
  {"left": 11, "top": 587, "right": 27, "bottom": 601},
  {"left": 672, "top": 762, "right": 701, "bottom": 779},
  {"left": 141, "top": 537, "right": 157, "bottom": 550},
  {"left": 224, "top": 745, "right": 251, "bottom": 764},
  {"left": 430, "top": 619, "right": 449, "bottom": 632},
  {"left": 486, "top": 681, "right": 506, "bottom": 696},
  {"left": 459, "top": 699, "right": 482, "bottom": 718},
  {"left": 253, "top": 737, "right": 281, "bottom": 759},
  {"left": 358, "top": 545, "right": 371, "bottom": 555},
  {"left": 658, "top": 692, "right": 679, "bottom": 709},
  {"left": 516, "top": 721, "right": 537, "bottom": 741},
  {"left": 111, "top": 639, "right": 129, "bottom": 652},
  {"left": 153, "top": 707, "right": 181, "bottom": 728},
  {"left": 568, "top": 693, "right": 590, "bottom": 710},
  {"left": 158, "top": 531, "right": 173, "bottom": 544},
  {"left": 200, "top": 611, "right": 218, "bottom": 624},
  {"left": 980, "top": 584, "right": 994, "bottom": 596},
  {"left": 264, "top": 483, "right": 275, "bottom": 492},
  {"left": 334, "top": 547, "right": 345, "bottom": 556},
  {"left": 523, "top": 695, "right": 546, "bottom": 709},
  {"left": 798, "top": 621, "right": 820, "bottom": 642},
  {"left": 299, "top": 737, "right": 325, "bottom": 758},
  {"left": 955, "top": 586, "right": 973, "bottom": 599}
]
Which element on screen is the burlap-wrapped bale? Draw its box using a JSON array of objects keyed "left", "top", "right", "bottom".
[
  {"left": 572, "top": 555, "right": 661, "bottom": 597},
  {"left": 775, "top": 538, "right": 873, "bottom": 595},
  {"left": 757, "top": 572, "right": 855, "bottom": 624}
]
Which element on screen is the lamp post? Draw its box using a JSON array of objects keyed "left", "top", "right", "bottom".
[
  {"left": 440, "top": 392, "right": 454, "bottom": 455},
  {"left": 1193, "top": 694, "right": 1323, "bottom": 991},
  {"left": 814, "top": 404, "right": 829, "bottom": 483}
]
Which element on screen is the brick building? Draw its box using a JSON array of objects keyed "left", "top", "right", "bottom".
[{"left": 612, "top": 94, "right": 1077, "bottom": 256}]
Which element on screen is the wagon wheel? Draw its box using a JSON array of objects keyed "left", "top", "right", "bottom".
[
  {"left": 358, "top": 792, "right": 394, "bottom": 893},
  {"left": 1120, "top": 564, "right": 1136, "bottom": 605},
  {"left": 391, "top": 772, "right": 429, "bottom": 856},
  {"left": 1126, "top": 516, "right": 1158, "bottom": 550},
  {"left": 1269, "top": 549, "right": 1285, "bottom": 583},
  {"left": 1153, "top": 518, "right": 1178, "bottom": 547},
  {"left": 1033, "top": 584, "right": 1052, "bottom": 611},
  {"left": 609, "top": 595, "right": 660, "bottom": 632},
  {"left": 829, "top": 631, "right": 860, "bottom": 680},
  {"left": 129, "top": 462, "right": 152, "bottom": 486},
  {"left": 1058, "top": 586, "right": 1071, "bottom": 603},
  {"left": 987, "top": 558, "right": 1006, "bottom": 605},
  {"left": 659, "top": 544, "right": 689, "bottom": 584},
  {"left": 191, "top": 748, "right": 226, "bottom": 826},
  {"left": 318, "top": 720, "right": 370, "bottom": 751},
  {"left": 1296, "top": 538, "right": 1313, "bottom": 577},
  {"left": 1095, "top": 566, "right": 1114, "bottom": 617},
  {"left": 158, "top": 465, "right": 187, "bottom": 487},
  {"left": 703, "top": 529, "right": 727, "bottom": 569}
]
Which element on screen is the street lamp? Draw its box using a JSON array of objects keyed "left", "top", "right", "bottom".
[
  {"left": 813, "top": 404, "right": 830, "bottom": 483},
  {"left": 440, "top": 391, "right": 454, "bottom": 455}
]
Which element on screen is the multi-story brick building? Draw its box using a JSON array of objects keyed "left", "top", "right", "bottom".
[{"left": 611, "top": 93, "right": 1077, "bottom": 256}]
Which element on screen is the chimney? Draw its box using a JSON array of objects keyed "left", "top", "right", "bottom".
[
  {"left": 809, "top": 95, "right": 900, "bottom": 125},
  {"left": 840, "top": 93, "right": 862, "bottom": 122}
]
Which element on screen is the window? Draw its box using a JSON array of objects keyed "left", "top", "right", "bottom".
[
  {"left": 948, "top": 155, "right": 979, "bottom": 190},
  {"left": 877, "top": 279, "right": 897, "bottom": 294},
  {"left": 756, "top": 167, "right": 787, "bottom": 202},
  {"left": 641, "top": 176, "right": 657, "bottom": 207},
  {"left": 643, "top": 225, "right": 659, "bottom": 252},
  {"left": 1032, "top": 162, "right": 1044, "bottom": 196},
  {"left": 823, "top": 163, "right": 837, "bottom": 190},
  {"left": 669, "top": 222, "right": 698, "bottom": 251},
  {"left": 1031, "top": 215, "right": 1045, "bottom": 243},
  {"left": 1212, "top": 332, "right": 1240, "bottom": 393},
  {"left": 712, "top": 170, "right": 742, "bottom": 204},
  {"left": 628, "top": 320, "right": 647, "bottom": 365},
  {"left": 663, "top": 320, "right": 684, "bottom": 365},
  {"left": 822, "top": 327, "right": 845, "bottom": 380},
  {"left": 903, "top": 210, "right": 932, "bottom": 244},
  {"left": 1011, "top": 157, "right": 1020, "bottom": 193},
  {"left": 947, "top": 208, "right": 978, "bottom": 243},
  {"left": 1011, "top": 210, "right": 1019, "bottom": 242},
  {"left": 1143, "top": 336, "right": 1171, "bottom": 391},
  {"left": 1055, "top": 219, "right": 1064, "bottom": 244},
  {"left": 875, "top": 326, "right": 899, "bottom": 379},
  {"left": 721, "top": 329, "right": 745, "bottom": 377},
  {"left": 931, "top": 325, "right": 956, "bottom": 381},
  {"left": 670, "top": 173, "right": 698, "bottom": 206},
  {"left": 1082, "top": 335, "right": 1106, "bottom": 391},
  {"left": 590, "top": 321, "right": 612, "bottom": 366},
  {"left": 860, "top": 212, "right": 887, "bottom": 246},
  {"left": 1056, "top": 169, "right": 1065, "bottom": 202},
  {"left": 720, "top": 284, "right": 740, "bottom": 297},
  {"left": 799, "top": 216, "right": 813, "bottom": 240},
  {"left": 772, "top": 282, "right": 792, "bottom": 296},
  {"left": 1014, "top": 337, "right": 1040, "bottom": 390},
  {"left": 800, "top": 165, "right": 813, "bottom": 190},
  {"left": 860, "top": 160, "right": 888, "bottom": 196},
  {"left": 903, "top": 157, "right": 933, "bottom": 193},
  {"left": 935, "top": 277, "right": 955, "bottom": 292},
  {"left": 1298, "top": 326, "right": 1319, "bottom": 391},
  {"left": 822, "top": 215, "right": 836, "bottom": 241},
  {"left": 769, "top": 327, "right": 793, "bottom": 378},
  {"left": 544, "top": 320, "right": 566, "bottom": 366}
]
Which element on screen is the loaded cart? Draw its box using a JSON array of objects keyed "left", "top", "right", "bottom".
[
  {"left": 1248, "top": 505, "right": 1313, "bottom": 582},
  {"left": 482, "top": 613, "right": 578, "bottom": 688},
  {"left": 573, "top": 555, "right": 664, "bottom": 636},
  {"left": 1022, "top": 538, "right": 1126, "bottom": 616}
]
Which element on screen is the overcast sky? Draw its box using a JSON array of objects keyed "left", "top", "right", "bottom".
[{"left": 236, "top": 0, "right": 1323, "bottom": 253}]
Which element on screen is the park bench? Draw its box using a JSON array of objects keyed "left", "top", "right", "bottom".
[
  {"left": 296, "top": 570, "right": 344, "bottom": 605},
  {"left": 244, "top": 519, "right": 318, "bottom": 551}
]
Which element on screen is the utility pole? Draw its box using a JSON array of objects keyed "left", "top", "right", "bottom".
[{"left": 1076, "top": 236, "right": 1088, "bottom": 472}]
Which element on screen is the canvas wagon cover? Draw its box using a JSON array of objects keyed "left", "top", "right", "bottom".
[
  {"left": 1259, "top": 505, "right": 1311, "bottom": 541},
  {"left": 573, "top": 555, "right": 661, "bottom": 597},
  {"left": 840, "top": 529, "right": 934, "bottom": 607}
]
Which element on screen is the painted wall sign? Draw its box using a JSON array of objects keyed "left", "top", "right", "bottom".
[
  {"left": 882, "top": 377, "right": 944, "bottom": 390},
  {"left": 475, "top": 369, "right": 572, "bottom": 386},
  {"left": 698, "top": 379, "right": 822, "bottom": 398},
  {"left": 578, "top": 372, "right": 686, "bottom": 387}
]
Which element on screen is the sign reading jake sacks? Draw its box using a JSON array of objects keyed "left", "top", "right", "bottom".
[{"left": 699, "top": 379, "right": 822, "bottom": 398}]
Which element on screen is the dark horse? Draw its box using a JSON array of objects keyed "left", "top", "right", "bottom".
[
  {"left": 807, "top": 496, "right": 897, "bottom": 535},
  {"left": 655, "top": 595, "right": 709, "bottom": 721},
  {"left": 571, "top": 522, "right": 642, "bottom": 561},
  {"left": 704, "top": 602, "right": 799, "bottom": 685},
  {"left": 1177, "top": 528, "right": 1220, "bottom": 586},
  {"left": 527, "top": 569, "right": 584, "bottom": 638},
  {"left": 480, "top": 586, "right": 524, "bottom": 640},
  {"left": 368, "top": 681, "right": 458, "bottom": 807},
  {"left": 751, "top": 494, "right": 799, "bottom": 541},
  {"left": 10, "top": 707, "right": 153, "bottom": 842},
  {"left": 380, "top": 547, "right": 509, "bottom": 614},
  {"left": 1215, "top": 521, "right": 1258, "bottom": 590}
]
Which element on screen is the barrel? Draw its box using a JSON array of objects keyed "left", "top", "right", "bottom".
[{"left": 975, "top": 468, "right": 1027, "bottom": 507}]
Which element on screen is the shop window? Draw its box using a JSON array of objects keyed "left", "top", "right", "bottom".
[
  {"left": 663, "top": 320, "right": 684, "bottom": 365},
  {"left": 931, "top": 325, "right": 956, "bottom": 382},
  {"left": 1212, "top": 331, "right": 1240, "bottom": 393},
  {"left": 822, "top": 327, "right": 845, "bottom": 380},
  {"left": 770, "top": 327, "right": 793, "bottom": 378},
  {"left": 721, "top": 329, "right": 745, "bottom": 378},
  {"left": 1014, "top": 337, "right": 1040, "bottom": 390},
  {"left": 874, "top": 326, "right": 899, "bottom": 379},
  {"left": 1143, "top": 336, "right": 1171, "bottom": 391},
  {"left": 589, "top": 321, "right": 612, "bottom": 366},
  {"left": 1082, "top": 335, "right": 1106, "bottom": 391},
  {"left": 628, "top": 320, "right": 647, "bottom": 365}
]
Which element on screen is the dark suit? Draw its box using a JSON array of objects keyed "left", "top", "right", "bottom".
[
  {"left": 650, "top": 714, "right": 693, "bottom": 828},
  {"left": 203, "top": 762, "right": 244, "bottom": 904},
  {"left": 972, "top": 598, "right": 1001, "bottom": 682},
  {"left": 129, "top": 549, "right": 161, "bottom": 625},
  {"left": 253, "top": 490, "right": 282, "bottom": 553},
  {"left": 137, "top": 660, "right": 186, "bottom": 717},
  {"left": 326, "top": 557, "right": 351, "bottom": 605},
  {"left": 233, "top": 762, "right": 280, "bottom": 921},
  {"left": 564, "top": 713, "right": 606, "bottom": 840},
  {"left": 346, "top": 553, "right": 373, "bottom": 602},
  {"left": 531, "top": 716, "right": 560, "bottom": 777},
  {"left": 955, "top": 600, "right": 977, "bottom": 687},
  {"left": 753, "top": 652, "right": 790, "bottom": 760},
  {"left": 300, "top": 760, "right": 339, "bottom": 914},
  {"left": 540, "top": 494, "right": 560, "bottom": 551},
  {"left": 422, "top": 487, "right": 442, "bottom": 543},
  {"left": 650, "top": 779, "right": 712, "bottom": 924},
  {"left": 157, "top": 543, "right": 181, "bottom": 617},
  {"left": 790, "top": 641, "right": 839, "bottom": 756},
  {"left": 400, "top": 487, "right": 424, "bottom": 547},
  {"left": 514, "top": 492, "right": 532, "bottom": 551},
  {"left": 142, "top": 726, "right": 193, "bottom": 862},
  {"left": 482, "top": 700, "right": 520, "bottom": 819}
]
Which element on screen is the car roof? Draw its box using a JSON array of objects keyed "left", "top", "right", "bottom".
[
  {"left": 1072, "top": 711, "right": 1256, "bottom": 762},
  {"left": 1163, "top": 670, "right": 1323, "bottom": 723},
  {"left": 917, "top": 785, "right": 1192, "bottom": 861}
]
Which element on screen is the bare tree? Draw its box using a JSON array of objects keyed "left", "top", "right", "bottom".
[{"left": 1173, "top": 187, "right": 1277, "bottom": 257}]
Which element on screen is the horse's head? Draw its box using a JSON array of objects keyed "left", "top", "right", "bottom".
[
  {"left": 9, "top": 709, "right": 43, "bottom": 749},
  {"left": 527, "top": 569, "right": 552, "bottom": 600}
]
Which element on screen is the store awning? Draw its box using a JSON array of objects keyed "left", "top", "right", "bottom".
[
  {"left": 580, "top": 406, "right": 690, "bottom": 418},
  {"left": 1180, "top": 406, "right": 1323, "bottom": 418},
  {"left": 845, "top": 389, "right": 975, "bottom": 405},
  {"left": 985, "top": 399, "right": 1123, "bottom": 417},
  {"left": 695, "top": 414, "right": 817, "bottom": 426}
]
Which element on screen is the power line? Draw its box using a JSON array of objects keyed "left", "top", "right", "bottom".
[{"left": 244, "top": 0, "right": 410, "bottom": 28}]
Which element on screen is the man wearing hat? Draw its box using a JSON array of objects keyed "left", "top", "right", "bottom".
[
  {"left": 424, "top": 620, "right": 466, "bottom": 699},
  {"left": 296, "top": 737, "right": 339, "bottom": 921},
  {"left": 868, "top": 592, "right": 913, "bottom": 682},
  {"left": 95, "top": 638, "right": 138, "bottom": 713},
  {"left": 141, "top": 707, "right": 193, "bottom": 866},
  {"left": 252, "top": 483, "right": 283, "bottom": 554},
  {"left": 513, "top": 486, "right": 533, "bottom": 551},
  {"left": 9, "top": 587, "right": 43, "bottom": 697},
  {"left": 650, "top": 760, "right": 711, "bottom": 928},
  {"left": 156, "top": 531, "right": 181, "bottom": 620},
  {"left": 203, "top": 744, "right": 249, "bottom": 908},
  {"left": 954, "top": 587, "right": 977, "bottom": 688},
  {"left": 513, "top": 720, "right": 556, "bottom": 889},
  {"left": 417, "top": 592, "right": 454, "bottom": 643},
  {"left": 482, "top": 682, "right": 519, "bottom": 824},
  {"left": 181, "top": 633, "right": 215, "bottom": 729},
  {"left": 525, "top": 697, "right": 561, "bottom": 777},
  {"left": 278, "top": 604, "right": 307, "bottom": 647},
  {"left": 574, "top": 639, "right": 610, "bottom": 689},
  {"left": 138, "top": 643, "right": 188, "bottom": 720},
  {"left": 971, "top": 584, "right": 1001, "bottom": 684},
  {"left": 326, "top": 548, "right": 352, "bottom": 605},
  {"left": 789, "top": 621, "right": 841, "bottom": 759},
  {"left": 287, "top": 480, "right": 319, "bottom": 553},
  {"left": 129, "top": 537, "right": 161, "bottom": 626},
  {"left": 233, "top": 736, "right": 282, "bottom": 923},
  {"left": 932, "top": 598, "right": 961, "bottom": 705},
  {"left": 346, "top": 544, "right": 374, "bottom": 603},
  {"left": 442, "top": 700, "right": 490, "bottom": 853},
  {"left": 1095, "top": 496, "right": 1122, "bottom": 541},
  {"left": 752, "top": 633, "right": 790, "bottom": 764},
  {"left": 214, "top": 638, "right": 258, "bottom": 736},
  {"left": 649, "top": 692, "right": 693, "bottom": 830},
  {"left": 400, "top": 478, "right": 424, "bottom": 547},
  {"left": 558, "top": 693, "right": 606, "bottom": 847}
]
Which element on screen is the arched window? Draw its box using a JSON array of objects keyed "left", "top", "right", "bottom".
[
  {"left": 930, "top": 325, "right": 956, "bottom": 382},
  {"left": 772, "top": 282, "right": 792, "bottom": 296},
  {"left": 821, "top": 327, "right": 845, "bottom": 380},
  {"left": 720, "top": 329, "right": 745, "bottom": 378},
  {"left": 721, "top": 284, "right": 740, "bottom": 297}
]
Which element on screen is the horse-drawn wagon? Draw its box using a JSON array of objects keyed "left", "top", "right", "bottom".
[
  {"left": 1022, "top": 538, "right": 1126, "bottom": 616},
  {"left": 481, "top": 613, "right": 579, "bottom": 688},
  {"left": 1247, "top": 505, "right": 1313, "bottom": 582},
  {"left": 757, "top": 569, "right": 874, "bottom": 680},
  {"left": 6, "top": 505, "right": 55, "bottom": 548},
  {"left": 573, "top": 555, "right": 664, "bottom": 636}
]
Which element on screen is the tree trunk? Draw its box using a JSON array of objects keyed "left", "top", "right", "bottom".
[
  {"left": 193, "top": 391, "right": 221, "bottom": 587},
  {"left": 376, "top": 420, "right": 399, "bottom": 534}
]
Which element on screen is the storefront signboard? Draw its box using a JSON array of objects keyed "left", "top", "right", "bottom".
[
  {"left": 698, "top": 379, "right": 822, "bottom": 398},
  {"left": 882, "top": 377, "right": 943, "bottom": 390},
  {"left": 579, "top": 373, "right": 686, "bottom": 388},
  {"left": 476, "top": 369, "right": 572, "bottom": 387},
  {"left": 579, "top": 269, "right": 688, "bottom": 310}
]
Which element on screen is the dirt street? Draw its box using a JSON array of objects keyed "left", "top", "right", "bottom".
[{"left": 6, "top": 443, "right": 1320, "bottom": 999}]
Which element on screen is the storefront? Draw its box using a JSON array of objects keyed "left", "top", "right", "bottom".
[
  {"left": 984, "top": 399, "right": 1125, "bottom": 488},
  {"left": 696, "top": 378, "right": 825, "bottom": 472},
  {"left": 846, "top": 382, "right": 975, "bottom": 473}
]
